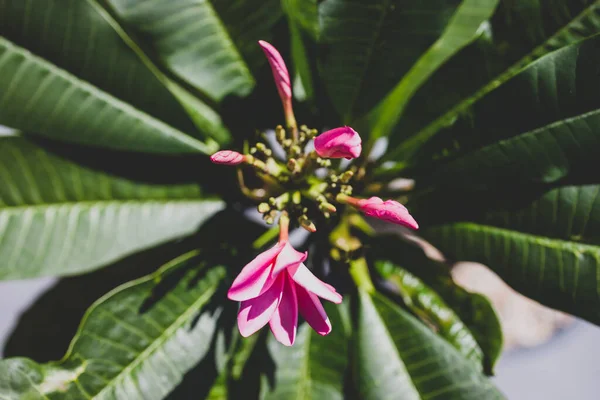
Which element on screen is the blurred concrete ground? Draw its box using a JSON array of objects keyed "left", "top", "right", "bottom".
[{"left": 1, "top": 278, "right": 599, "bottom": 399}]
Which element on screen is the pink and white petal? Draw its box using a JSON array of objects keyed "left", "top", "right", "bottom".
[
  {"left": 228, "top": 243, "right": 284, "bottom": 301},
  {"left": 269, "top": 273, "right": 298, "bottom": 346},
  {"left": 288, "top": 264, "right": 343, "bottom": 304},
  {"left": 297, "top": 284, "right": 332, "bottom": 336},
  {"left": 272, "top": 242, "right": 307, "bottom": 276},
  {"left": 237, "top": 274, "right": 284, "bottom": 337}
]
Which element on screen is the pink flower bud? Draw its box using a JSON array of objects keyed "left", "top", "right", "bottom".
[
  {"left": 258, "top": 40, "right": 295, "bottom": 127},
  {"left": 314, "top": 126, "right": 362, "bottom": 159},
  {"left": 357, "top": 197, "right": 419, "bottom": 229},
  {"left": 210, "top": 150, "right": 245, "bottom": 165}
]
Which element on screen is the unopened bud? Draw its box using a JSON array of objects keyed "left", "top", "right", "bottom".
[
  {"left": 292, "top": 191, "right": 302, "bottom": 204},
  {"left": 287, "top": 158, "right": 298, "bottom": 172},
  {"left": 340, "top": 170, "right": 354, "bottom": 183},
  {"left": 258, "top": 203, "right": 270, "bottom": 213},
  {"left": 299, "top": 217, "right": 317, "bottom": 233}
]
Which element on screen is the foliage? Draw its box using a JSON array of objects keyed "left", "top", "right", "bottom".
[{"left": 1, "top": 0, "right": 600, "bottom": 398}]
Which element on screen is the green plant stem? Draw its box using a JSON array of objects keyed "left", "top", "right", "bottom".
[{"left": 349, "top": 258, "right": 375, "bottom": 293}]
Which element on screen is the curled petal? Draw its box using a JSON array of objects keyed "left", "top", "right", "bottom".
[
  {"left": 237, "top": 274, "right": 285, "bottom": 337},
  {"left": 297, "top": 284, "right": 332, "bottom": 336},
  {"left": 314, "top": 126, "right": 362, "bottom": 159},
  {"left": 228, "top": 242, "right": 285, "bottom": 301},
  {"left": 210, "top": 150, "right": 245, "bottom": 165},
  {"left": 272, "top": 241, "right": 307, "bottom": 276},
  {"left": 288, "top": 264, "right": 343, "bottom": 304},
  {"left": 258, "top": 40, "right": 293, "bottom": 119},
  {"left": 269, "top": 273, "right": 298, "bottom": 346},
  {"left": 358, "top": 197, "right": 419, "bottom": 229}
]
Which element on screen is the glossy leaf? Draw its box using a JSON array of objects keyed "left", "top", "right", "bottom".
[
  {"left": 105, "top": 0, "right": 283, "bottom": 102},
  {"left": 261, "top": 302, "right": 350, "bottom": 400},
  {"left": 375, "top": 254, "right": 502, "bottom": 375},
  {"left": 375, "top": 261, "right": 485, "bottom": 370},
  {"left": 354, "top": 290, "right": 503, "bottom": 399},
  {"left": 386, "top": 1, "right": 600, "bottom": 161},
  {"left": 412, "top": 33, "right": 600, "bottom": 182},
  {"left": 367, "top": 0, "right": 499, "bottom": 141},
  {"left": 423, "top": 185, "right": 600, "bottom": 325},
  {"left": 0, "top": 37, "right": 213, "bottom": 154},
  {"left": 319, "top": 0, "right": 469, "bottom": 120},
  {"left": 283, "top": 0, "right": 319, "bottom": 39},
  {"left": 0, "top": 0, "right": 197, "bottom": 135},
  {"left": 0, "top": 136, "right": 224, "bottom": 280},
  {"left": 0, "top": 253, "right": 226, "bottom": 400}
]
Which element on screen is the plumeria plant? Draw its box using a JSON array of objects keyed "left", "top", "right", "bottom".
[{"left": 0, "top": 1, "right": 599, "bottom": 399}]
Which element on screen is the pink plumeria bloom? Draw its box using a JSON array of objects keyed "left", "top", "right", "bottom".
[
  {"left": 228, "top": 241, "right": 342, "bottom": 346},
  {"left": 210, "top": 150, "right": 246, "bottom": 165},
  {"left": 314, "top": 126, "right": 362, "bottom": 159},
  {"left": 340, "top": 195, "right": 418, "bottom": 229},
  {"left": 259, "top": 40, "right": 296, "bottom": 129}
]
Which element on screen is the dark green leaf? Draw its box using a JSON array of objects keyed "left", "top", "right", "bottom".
[
  {"left": 105, "top": 0, "right": 283, "bottom": 102},
  {"left": 0, "top": 136, "right": 224, "bottom": 280},
  {"left": 422, "top": 184, "right": 600, "bottom": 325},
  {"left": 0, "top": 0, "right": 200, "bottom": 134},
  {"left": 366, "top": 0, "right": 499, "bottom": 141},
  {"left": 319, "top": 0, "right": 471, "bottom": 120},
  {"left": 0, "top": 36, "right": 213, "bottom": 153},
  {"left": 261, "top": 302, "right": 350, "bottom": 400},
  {"left": 412, "top": 33, "right": 600, "bottom": 182},
  {"left": 354, "top": 290, "right": 503, "bottom": 399},
  {"left": 0, "top": 253, "right": 226, "bottom": 399},
  {"left": 386, "top": 1, "right": 600, "bottom": 161}
]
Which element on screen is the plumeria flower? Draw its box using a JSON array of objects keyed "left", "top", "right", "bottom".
[
  {"left": 228, "top": 213, "right": 342, "bottom": 346},
  {"left": 337, "top": 195, "right": 419, "bottom": 229},
  {"left": 314, "top": 126, "right": 362, "bottom": 159},
  {"left": 209, "top": 40, "right": 418, "bottom": 345}
]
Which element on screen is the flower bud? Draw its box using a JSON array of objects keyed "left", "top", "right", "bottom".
[
  {"left": 210, "top": 150, "right": 246, "bottom": 165},
  {"left": 314, "top": 126, "right": 362, "bottom": 159}
]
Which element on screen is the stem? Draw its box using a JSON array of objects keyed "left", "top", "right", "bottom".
[
  {"left": 349, "top": 258, "right": 375, "bottom": 293},
  {"left": 279, "top": 211, "right": 290, "bottom": 242},
  {"left": 252, "top": 226, "right": 279, "bottom": 249}
]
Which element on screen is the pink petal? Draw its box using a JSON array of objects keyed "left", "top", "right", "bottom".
[
  {"left": 210, "top": 150, "right": 245, "bottom": 165},
  {"left": 288, "top": 264, "right": 343, "bottom": 304},
  {"left": 297, "top": 284, "right": 332, "bottom": 336},
  {"left": 237, "top": 274, "right": 284, "bottom": 337},
  {"left": 228, "top": 243, "right": 284, "bottom": 301},
  {"left": 314, "top": 126, "right": 362, "bottom": 159},
  {"left": 258, "top": 40, "right": 292, "bottom": 104},
  {"left": 269, "top": 273, "right": 298, "bottom": 346},
  {"left": 272, "top": 242, "right": 307, "bottom": 276}
]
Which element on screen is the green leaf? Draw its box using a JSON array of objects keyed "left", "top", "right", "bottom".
[
  {"left": 354, "top": 290, "right": 503, "bottom": 399},
  {"left": 319, "top": 0, "right": 476, "bottom": 120},
  {"left": 385, "top": 1, "right": 600, "bottom": 161},
  {"left": 261, "top": 302, "right": 350, "bottom": 400},
  {"left": 0, "top": 0, "right": 206, "bottom": 136},
  {"left": 0, "top": 136, "right": 224, "bottom": 280},
  {"left": 0, "top": 37, "right": 214, "bottom": 154},
  {"left": 0, "top": 252, "right": 225, "bottom": 400},
  {"left": 412, "top": 33, "right": 600, "bottom": 181},
  {"left": 375, "top": 261, "right": 485, "bottom": 371},
  {"left": 375, "top": 255, "right": 502, "bottom": 375},
  {"left": 105, "top": 0, "right": 283, "bottom": 102},
  {"left": 422, "top": 184, "right": 600, "bottom": 325},
  {"left": 366, "top": 0, "right": 499, "bottom": 141},
  {"left": 283, "top": 0, "right": 319, "bottom": 40}
]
